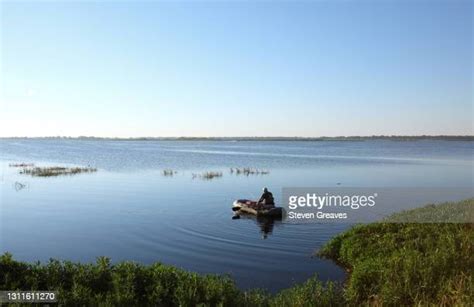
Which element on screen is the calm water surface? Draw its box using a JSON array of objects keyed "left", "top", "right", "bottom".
[{"left": 1, "top": 139, "right": 473, "bottom": 291}]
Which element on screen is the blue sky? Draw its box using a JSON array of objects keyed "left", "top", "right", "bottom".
[{"left": 1, "top": 0, "right": 472, "bottom": 137}]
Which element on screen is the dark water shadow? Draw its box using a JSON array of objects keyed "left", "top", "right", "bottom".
[{"left": 233, "top": 214, "right": 283, "bottom": 239}]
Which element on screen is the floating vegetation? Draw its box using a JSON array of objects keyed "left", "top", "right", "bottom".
[
  {"left": 19, "top": 166, "right": 97, "bottom": 177},
  {"left": 14, "top": 181, "right": 27, "bottom": 191},
  {"left": 192, "top": 171, "right": 223, "bottom": 180},
  {"left": 162, "top": 169, "right": 177, "bottom": 176},
  {"left": 230, "top": 168, "right": 270, "bottom": 176},
  {"left": 203, "top": 171, "right": 223, "bottom": 180},
  {"left": 9, "top": 163, "right": 35, "bottom": 168}
]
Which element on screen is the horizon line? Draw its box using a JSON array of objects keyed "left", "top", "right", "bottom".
[{"left": 1, "top": 135, "right": 473, "bottom": 140}]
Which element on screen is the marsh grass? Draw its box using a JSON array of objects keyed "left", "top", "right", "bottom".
[
  {"left": 162, "top": 169, "right": 177, "bottom": 176},
  {"left": 9, "top": 163, "right": 35, "bottom": 167},
  {"left": 192, "top": 171, "right": 223, "bottom": 180},
  {"left": 14, "top": 181, "right": 27, "bottom": 191},
  {"left": 19, "top": 166, "right": 97, "bottom": 177},
  {"left": 383, "top": 199, "right": 474, "bottom": 223},
  {"left": 230, "top": 168, "right": 270, "bottom": 176},
  {"left": 318, "top": 198, "right": 474, "bottom": 306},
  {"left": 0, "top": 253, "right": 340, "bottom": 306}
]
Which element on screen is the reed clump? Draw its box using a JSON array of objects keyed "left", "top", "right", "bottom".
[
  {"left": 14, "top": 181, "right": 27, "bottom": 191},
  {"left": 19, "top": 166, "right": 97, "bottom": 177},
  {"left": 192, "top": 171, "right": 223, "bottom": 180},
  {"left": 162, "top": 169, "right": 177, "bottom": 176},
  {"left": 9, "top": 163, "right": 35, "bottom": 167},
  {"left": 230, "top": 168, "right": 270, "bottom": 176}
]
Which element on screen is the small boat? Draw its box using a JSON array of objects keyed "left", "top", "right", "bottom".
[{"left": 232, "top": 199, "right": 283, "bottom": 218}]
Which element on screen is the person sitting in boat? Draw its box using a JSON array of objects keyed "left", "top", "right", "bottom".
[{"left": 258, "top": 187, "right": 275, "bottom": 207}]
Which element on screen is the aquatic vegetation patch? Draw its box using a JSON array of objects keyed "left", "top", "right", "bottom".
[
  {"left": 192, "top": 171, "right": 223, "bottom": 180},
  {"left": 230, "top": 168, "right": 270, "bottom": 176},
  {"left": 162, "top": 168, "right": 270, "bottom": 180},
  {"left": 162, "top": 169, "right": 177, "bottom": 176},
  {"left": 19, "top": 166, "right": 97, "bottom": 177},
  {"left": 9, "top": 163, "right": 35, "bottom": 167},
  {"left": 14, "top": 181, "right": 28, "bottom": 191}
]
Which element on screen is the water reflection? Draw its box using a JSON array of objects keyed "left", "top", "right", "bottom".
[{"left": 233, "top": 214, "right": 282, "bottom": 239}]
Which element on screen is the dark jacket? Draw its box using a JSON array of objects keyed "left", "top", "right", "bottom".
[{"left": 258, "top": 191, "right": 274, "bottom": 205}]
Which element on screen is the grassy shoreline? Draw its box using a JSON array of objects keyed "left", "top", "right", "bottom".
[
  {"left": 1, "top": 199, "right": 473, "bottom": 306},
  {"left": 318, "top": 199, "right": 473, "bottom": 306}
]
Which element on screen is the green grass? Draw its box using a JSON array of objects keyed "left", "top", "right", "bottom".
[
  {"left": 318, "top": 198, "right": 474, "bottom": 306},
  {"left": 382, "top": 198, "right": 473, "bottom": 223},
  {"left": 0, "top": 254, "right": 341, "bottom": 306},
  {"left": 1, "top": 199, "right": 472, "bottom": 306}
]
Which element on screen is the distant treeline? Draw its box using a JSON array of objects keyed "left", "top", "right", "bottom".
[{"left": 2, "top": 135, "right": 473, "bottom": 141}]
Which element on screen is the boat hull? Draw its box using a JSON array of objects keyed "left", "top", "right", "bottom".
[{"left": 233, "top": 199, "right": 283, "bottom": 217}]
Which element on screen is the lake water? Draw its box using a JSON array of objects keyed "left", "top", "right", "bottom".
[{"left": 1, "top": 139, "right": 473, "bottom": 292}]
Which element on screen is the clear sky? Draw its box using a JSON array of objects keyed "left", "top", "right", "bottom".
[{"left": 1, "top": 0, "right": 472, "bottom": 137}]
